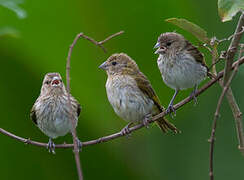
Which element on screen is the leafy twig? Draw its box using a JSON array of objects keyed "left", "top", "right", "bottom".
[{"left": 208, "top": 12, "right": 244, "bottom": 180}]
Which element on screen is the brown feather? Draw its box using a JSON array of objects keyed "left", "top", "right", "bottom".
[
  {"left": 134, "top": 72, "right": 180, "bottom": 134},
  {"left": 77, "top": 103, "right": 81, "bottom": 117},
  {"left": 30, "top": 108, "right": 37, "bottom": 125},
  {"left": 184, "top": 40, "right": 208, "bottom": 71}
]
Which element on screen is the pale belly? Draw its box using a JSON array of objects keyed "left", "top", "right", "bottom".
[
  {"left": 106, "top": 76, "right": 155, "bottom": 123},
  {"left": 157, "top": 54, "right": 207, "bottom": 90},
  {"left": 36, "top": 101, "right": 77, "bottom": 139}
]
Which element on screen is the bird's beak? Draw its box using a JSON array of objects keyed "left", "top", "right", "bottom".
[
  {"left": 154, "top": 42, "right": 160, "bottom": 49},
  {"left": 99, "top": 61, "right": 108, "bottom": 70},
  {"left": 51, "top": 77, "right": 61, "bottom": 86},
  {"left": 154, "top": 46, "right": 166, "bottom": 54},
  {"left": 154, "top": 48, "right": 160, "bottom": 54}
]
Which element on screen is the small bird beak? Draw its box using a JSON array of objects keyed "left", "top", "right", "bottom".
[
  {"left": 51, "top": 76, "right": 61, "bottom": 86},
  {"left": 99, "top": 61, "right": 108, "bottom": 70},
  {"left": 154, "top": 46, "right": 166, "bottom": 54},
  {"left": 154, "top": 42, "right": 160, "bottom": 49}
]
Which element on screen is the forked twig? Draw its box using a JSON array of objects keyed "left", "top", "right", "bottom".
[{"left": 65, "top": 31, "right": 124, "bottom": 180}]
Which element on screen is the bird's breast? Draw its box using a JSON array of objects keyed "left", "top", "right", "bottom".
[
  {"left": 157, "top": 53, "right": 207, "bottom": 90},
  {"left": 35, "top": 95, "right": 77, "bottom": 139},
  {"left": 106, "top": 75, "right": 155, "bottom": 122}
]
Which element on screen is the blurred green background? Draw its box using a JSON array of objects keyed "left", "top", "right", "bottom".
[{"left": 0, "top": 0, "right": 243, "bottom": 179}]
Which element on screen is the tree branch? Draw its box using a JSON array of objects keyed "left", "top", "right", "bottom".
[
  {"left": 219, "top": 13, "right": 244, "bottom": 153},
  {"left": 209, "top": 56, "right": 241, "bottom": 180},
  {"left": 66, "top": 35, "right": 83, "bottom": 180},
  {"left": 208, "top": 12, "right": 244, "bottom": 180},
  {"left": 65, "top": 31, "right": 124, "bottom": 180},
  {"left": 225, "top": 44, "right": 244, "bottom": 153},
  {"left": 223, "top": 13, "right": 244, "bottom": 84},
  {"left": 0, "top": 56, "right": 243, "bottom": 149}
]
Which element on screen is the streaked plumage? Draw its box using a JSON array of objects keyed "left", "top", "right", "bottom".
[
  {"left": 30, "top": 72, "right": 81, "bottom": 153},
  {"left": 154, "top": 32, "right": 208, "bottom": 114},
  {"left": 99, "top": 53, "right": 179, "bottom": 134}
]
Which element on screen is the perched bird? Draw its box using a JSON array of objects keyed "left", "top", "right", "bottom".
[
  {"left": 154, "top": 32, "right": 208, "bottom": 114},
  {"left": 99, "top": 53, "right": 180, "bottom": 134},
  {"left": 30, "top": 72, "right": 81, "bottom": 153}
]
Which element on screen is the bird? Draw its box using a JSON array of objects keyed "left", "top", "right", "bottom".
[
  {"left": 99, "top": 53, "right": 180, "bottom": 135},
  {"left": 30, "top": 72, "right": 81, "bottom": 153},
  {"left": 154, "top": 32, "right": 208, "bottom": 115}
]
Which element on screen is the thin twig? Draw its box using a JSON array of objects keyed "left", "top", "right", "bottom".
[
  {"left": 70, "top": 31, "right": 124, "bottom": 53},
  {"left": 223, "top": 13, "right": 244, "bottom": 84},
  {"left": 209, "top": 57, "right": 241, "bottom": 180},
  {"left": 218, "top": 26, "right": 244, "bottom": 44},
  {"left": 66, "top": 33, "right": 84, "bottom": 180},
  {"left": 225, "top": 45, "right": 244, "bottom": 154},
  {"left": 211, "top": 43, "right": 219, "bottom": 76},
  {"left": 226, "top": 89, "right": 244, "bottom": 154},
  {"left": 221, "top": 13, "right": 244, "bottom": 153},
  {"left": 65, "top": 31, "right": 124, "bottom": 180},
  {"left": 0, "top": 57, "right": 243, "bottom": 149},
  {"left": 208, "top": 13, "right": 244, "bottom": 180}
]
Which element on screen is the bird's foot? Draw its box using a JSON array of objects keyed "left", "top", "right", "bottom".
[
  {"left": 166, "top": 104, "right": 176, "bottom": 117},
  {"left": 75, "top": 138, "right": 83, "bottom": 152},
  {"left": 121, "top": 122, "right": 133, "bottom": 138},
  {"left": 142, "top": 114, "right": 152, "bottom": 128},
  {"left": 190, "top": 90, "right": 198, "bottom": 106},
  {"left": 47, "top": 138, "right": 55, "bottom": 154}
]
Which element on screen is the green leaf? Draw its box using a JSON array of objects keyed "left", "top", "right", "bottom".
[
  {"left": 165, "top": 18, "right": 210, "bottom": 44},
  {"left": 218, "top": 0, "right": 244, "bottom": 22},
  {"left": 0, "top": 0, "right": 27, "bottom": 19}
]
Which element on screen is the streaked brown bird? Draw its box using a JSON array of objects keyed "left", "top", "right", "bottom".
[
  {"left": 154, "top": 32, "right": 208, "bottom": 114},
  {"left": 30, "top": 72, "right": 81, "bottom": 153},
  {"left": 99, "top": 53, "right": 180, "bottom": 134}
]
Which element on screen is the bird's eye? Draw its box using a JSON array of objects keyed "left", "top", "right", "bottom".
[
  {"left": 112, "top": 61, "right": 117, "bottom": 66},
  {"left": 166, "top": 42, "right": 172, "bottom": 46},
  {"left": 45, "top": 81, "right": 51, "bottom": 85}
]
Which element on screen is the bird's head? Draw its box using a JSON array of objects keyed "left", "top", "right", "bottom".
[
  {"left": 154, "top": 32, "right": 186, "bottom": 56},
  {"left": 41, "top": 72, "right": 66, "bottom": 95},
  {"left": 99, "top": 53, "right": 139, "bottom": 76}
]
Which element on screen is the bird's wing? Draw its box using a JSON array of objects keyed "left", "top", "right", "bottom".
[
  {"left": 185, "top": 40, "right": 208, "bottom": 70},
  {"left": 30, "top": 106, "right": 37, "bottom": 125},
  {"left": 134, "top": 72, "right": 163, "bottom": 111},
  {"left": 135, "top": 72, "right": 180, "bottom": 133},
  {"left": 70, "top": 96, "right": 81, "bottom": 117},
  {"left": 77, "top": 103, "right": 81, "bottom": 117}
]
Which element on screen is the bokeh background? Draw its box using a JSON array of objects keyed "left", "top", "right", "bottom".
[{"left": 0, "top": 0, "right": 243, "bottom": 179}]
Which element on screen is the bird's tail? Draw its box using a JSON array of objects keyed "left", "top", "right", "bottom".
[{"left": 156, "top": 117, "right": 181, "bottom": 134}]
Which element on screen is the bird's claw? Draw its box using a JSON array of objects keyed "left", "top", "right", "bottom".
[
  {"left": 166, "top": 104, "right": 176, "bottom": 117},
  {"left": 143, "top": 114, "right": 152, "bottom": 128},
  {"left": 190, "top": 91, "right": 198, "bottom": 106},
  {"left": 47, "top": 138, "right": 55, "bottom": 154},
  {"left": 190, "top": 85, "right": 198, "bottom": 106},
  {"left": 121, "top": 123, "right": 133, "bottom": 138},
  {"left": 76, "top": 138, "right": 83, "bottom": 152}
]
